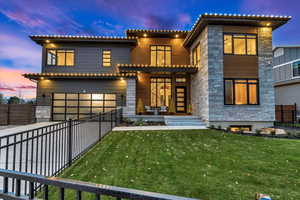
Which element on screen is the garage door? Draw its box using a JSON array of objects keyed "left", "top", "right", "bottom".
[{"left": 52, "top": 93, "right": 116, "bottom": 121}]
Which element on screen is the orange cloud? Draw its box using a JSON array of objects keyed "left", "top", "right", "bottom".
[{"left": 0, "top": 67, "right": 36, "bottom": 99}]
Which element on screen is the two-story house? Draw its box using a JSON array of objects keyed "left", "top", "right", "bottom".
[
  {"left": 24, "top": 13, "right": 291, "bottom": 130},
  {"left": 273, "top": 46, "right": 300, "bottom": 111}
]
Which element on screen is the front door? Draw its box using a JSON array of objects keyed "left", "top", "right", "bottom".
[{"left": 175, "top": 86, "right": 186, "bottom": 113}]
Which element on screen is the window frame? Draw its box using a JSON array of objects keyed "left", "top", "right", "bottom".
[
  {"left": 192, "top": 43, "right": 200, "bottom": 66},
  {"left": 292, "top": 61, "right": 300, "bottom": 77},
  {"left": 150, "top": 77, "right": 172, "bottom": 107},
  {"left": 230, "top": 125, "right": 252, "bottom": 132},
  {"left": 223, "top": 33, "right": 258, "bottom": 56},
  {"left": 150, "top": 45, "right": 172, "bottom": 66},
  {"left": 102, "top": 49, "right": 112, "bottom": 67},
  {"left": 46, "top": 49, "right": 75, "bottom": 67},
  {"left": 224, "top": 78, "right": 260, "bottom": 105}
]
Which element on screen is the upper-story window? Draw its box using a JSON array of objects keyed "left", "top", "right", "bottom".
[
  {"left": 293, "top": 61, "right": 300, "bottom": 77},
  {"left": 224, "top": 34, "right": 257, "bottom": 56},
  {"left": 47, "top": 49, "right": 74, "bottom": 66},
  {"left": 224, "top": 78, "right": 259, "bottom": 105},
  {"left": 102, "top": 50, "right": 111, "bottom": 67},
  {"left": 150, "top": 45, "right": 171, "bottom": 66},
  {"left": 192, "top": 43, "right": 200, "bottom": 66}
]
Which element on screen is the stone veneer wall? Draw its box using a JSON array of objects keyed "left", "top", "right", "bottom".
[
  {"left": 207, "top": 26, "right": 275, "bottom": 128},
  {"left": 190, "top": 27, "right": 209, "bottom": 122},
  {"left": 190, "top": 25, "right": 275, "bottom": 129},
  {"left": 123, "top": 78, "right": 136, "bottom": 117}
]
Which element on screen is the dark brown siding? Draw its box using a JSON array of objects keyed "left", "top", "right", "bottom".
[
  {"left": 223, "top": 26, "right": 258, "bottom": 34},
  {"left": 0, "top": 104, "right": 35, "bottom": 125},
  {"left": 223, "top": 26, "right": 259, "bottom": 78},
  {"left": 131, "top": 38, "right": 189, "bottom": 65},
  {"left": 223, "top": 55, "right": 258, "bottom": 78}
]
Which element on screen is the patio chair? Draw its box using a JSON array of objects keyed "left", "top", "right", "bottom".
[
  {"left": 145, "top": 106, "right": 154, "bottom": 114},
  {"left": 160, "top": 106, "right": 168, "bottom": 114}
]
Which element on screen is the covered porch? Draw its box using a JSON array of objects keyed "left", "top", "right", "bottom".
[{"left": 119, "top": 64, "right": 198, "bottom": 116}]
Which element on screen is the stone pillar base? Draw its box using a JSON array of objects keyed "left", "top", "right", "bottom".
[{"left": 36, "top": 106, "right": 51, "bottom": 122}]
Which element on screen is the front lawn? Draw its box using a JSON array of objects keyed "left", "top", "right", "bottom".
[{"left": 53, "top": 129, "right": 300, "bottom": 200}]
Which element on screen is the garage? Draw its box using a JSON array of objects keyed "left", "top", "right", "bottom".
[{"left": 52, "top": 93, "right": 116, "bottom": 121}]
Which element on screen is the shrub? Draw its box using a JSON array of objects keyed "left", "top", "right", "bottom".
[
  {"left": 133, "top": 118, "right": 145, "bottom": 126},
  {"left": 270, "top": 130, "right": 276, "bottom": 136},
  {"left": 255, "top": 129, "right": 261, "bottom": 136},
  {"left": 217, "top": 125, "right": 222, "bottom": 130},
  {"left": 226, "top": 127, "right": 231, "bottom": 132},
  {"left": 210, "top": 125, "right": 215, "bottom": 129}
]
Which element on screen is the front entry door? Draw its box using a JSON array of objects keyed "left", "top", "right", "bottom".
[{"left": 175, "top": 86, "right": 186, "bottom": 113}]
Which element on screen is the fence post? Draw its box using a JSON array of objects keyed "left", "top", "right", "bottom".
[
  {"left": 280, "top": 105, "right": 284, "bottom": 122},
  {"left": 294, "top": 103, "right": 297, "bottom": 123},
  {"left": 99, "top": 112, "right": 102, "bottom": 141},
  {"left": 115, "top": 109, "right": 117, "bottom": 125},
  {"left": 68, "top": 119, "right": 73, "bottom": 166},
  {"left": 111, "top": 110, "right": 113, "bottom": 130},
  {"left": 120, "top": 108, "right": 123, "bottom": 124}
]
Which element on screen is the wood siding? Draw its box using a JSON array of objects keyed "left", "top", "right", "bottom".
[
  {"left": 42, "top": 43, "right": 132, "bottom": 73},
  {"left": 131, "top": 38, "right": 189, "bottom": 65},
  {"left": 223, "top": 26, "right": 259, "bottom": 78},
  {"left": 0, "top": 104, "right": 36, "bottom": 125},
  {"left": 37, "top": 79, "right": 127, "bottom": 106},
  {"left": 223, "top": 55, "right": 258, "bottom": 78}
]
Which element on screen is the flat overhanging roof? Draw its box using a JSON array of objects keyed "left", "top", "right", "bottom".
[
  {"left": 118, "top": 64, "right": 198, "bottom": 73},
  {"left": 23, "top": 72, "right": 137, "bottom": 80},
  {"left": 184, "top": 13, "right": 292, "bottom": 47}
]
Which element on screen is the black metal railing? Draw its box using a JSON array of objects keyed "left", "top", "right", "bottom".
[
  {"left": 0, "top": 108, "right": 122, "bottom": 196},
  {"left": 0, "top": 169, "right": 198, "bottom": 200}
]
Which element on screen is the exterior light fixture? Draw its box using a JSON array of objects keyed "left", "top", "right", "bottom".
[
  {"left": 40, "top": 77, "right": 44, "bottom": 80},
  {"left": 45, "top": 40, "right": 50, "bottom": 43},
  {"left": 143, "top": 33, "right": 147, "bottom": 37},
  {"left": 175, "top": 34, "right": 179, "bottom": 38},
  {"left": 266, "top": 22, "right": 271, "bottom": 26}
]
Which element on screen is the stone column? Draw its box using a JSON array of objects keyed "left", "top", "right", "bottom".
[
  {"left": 36, "top": 106, "right": 51, "bottom": 122},
  {"left": 123, "top": 78, "right": 136, "bottom": 118}
]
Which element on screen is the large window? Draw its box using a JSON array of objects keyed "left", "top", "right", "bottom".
[
  {"left": 150, "top": 46, "right": 171, "bottom": 66},
  {"left": 293, "top": 61, "right": 300, "bottom": 77},
  {"left": 224, "top": 34, "right": 257, "bottom": 55},
  {"left": 52, "top": 93, "right": 116, "bottom": 121},
  {"left": 192, "top": 43, "right": 200, "bottom": 66},
  {"left": 224, "top": 79, "right": 259, "bottom": 105},
  {"left": 102, "top": 50, "right": 111, "bottom": 67},
  {"left": 47, "top": 49, "right": 74, "bottom": 66},
  {"left": 150, "top": 78, "right": 172, "bottom": 107}
]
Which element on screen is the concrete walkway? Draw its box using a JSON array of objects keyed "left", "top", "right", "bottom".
[
  {"left": 0, "top": 122, "right": 58, "bottom": 136},
  {"left": 113, "top": 125, "right": 207, "bottom": 131}
]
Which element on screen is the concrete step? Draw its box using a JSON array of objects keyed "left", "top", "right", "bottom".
[{"left": 164, "top": 116, "right": 205, "bottom": 126}]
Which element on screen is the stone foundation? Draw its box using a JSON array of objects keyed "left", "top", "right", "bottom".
[
  {"left": 36, "top": 106, "right": 51, "bottom": 122},
  {"left": 123, "top": 78, "right": 136, "bottom": 118}
]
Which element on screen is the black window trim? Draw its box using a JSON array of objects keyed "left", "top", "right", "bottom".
[
  {"left": 292, "top": 61, "right": 300, "bottom": 77},
  {"left": 224, "top": 78, "right": 260, "bottom": 105},
  {"left": 150, "top": 45, "right": 172, "bottom": 66},
  {"left": 223, "top": 33, "right": 258, "bottom": 56},
  {"left": 150, "top": 77, "right": 172, "bottom": 107},
  {"left": 229, "top": 125, "right": 252, "bottom": 132},
  {"left": 46, "top": 48, "right": 75, "bottom": 67},
  {"left": 102, "top": 49, "right": 112, "bottom": 67}
]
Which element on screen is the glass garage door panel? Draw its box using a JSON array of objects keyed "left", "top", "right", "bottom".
[{"left": 52, "top": 93, "right": 116, "bottom": 121}]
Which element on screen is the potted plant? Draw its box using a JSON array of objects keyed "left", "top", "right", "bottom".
[
  {"left": 136, "top": 98, "right": 145, "bottom": 115},
  {"left": 168, "top": 97, "right": 176, "bottom": 115}
]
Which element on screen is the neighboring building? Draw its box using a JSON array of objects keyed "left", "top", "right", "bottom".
[
  {"left": 24, "top": 13, "right": 291, "bottom": 130},
  {"left": 273, "top": 46, "right": 300, "bottom": 110}
]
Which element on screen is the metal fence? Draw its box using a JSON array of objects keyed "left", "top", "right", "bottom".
[
  {"left": 0, "top": 108, "right": 122, "bottom": 196},
  {"left": 0, "top": 169, "right": 198, "bottom": 200}
]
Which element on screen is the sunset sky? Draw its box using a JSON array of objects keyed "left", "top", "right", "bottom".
[{"left": 0, "top": 0, "right": 299, "bottom": 99}]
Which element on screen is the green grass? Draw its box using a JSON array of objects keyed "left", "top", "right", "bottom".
[{"left": 49, "top": 130, "right": 300, "bottom": 200}]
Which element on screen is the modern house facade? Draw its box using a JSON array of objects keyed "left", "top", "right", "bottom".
[
  {"left": 273, "top": 46, "right": 300, "bottom": 111},
  {"left": 24, "top": 13, "right": 291, "bottom": 130}
]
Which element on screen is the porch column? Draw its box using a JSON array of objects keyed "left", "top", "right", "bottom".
[{"left": 123, "top": 78, "right": 136, "bottom": 117}]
